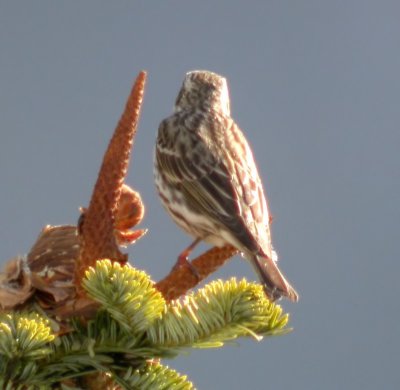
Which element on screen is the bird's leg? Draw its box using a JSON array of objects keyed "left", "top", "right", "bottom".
[{"left": 174, "top": 238, "right": 201, "bottom": 280}]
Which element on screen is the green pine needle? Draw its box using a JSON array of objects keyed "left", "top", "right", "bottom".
[
  {"left": 147, "top": 278, "right": 290, "bottom": 348},
  {"left": 83, "top": 259, "right": 165, "bottom": 333},
  {"left": 0, "top": 312, "right": 54, "bottom": 359},
  {"left": 116, "top": 361, "right": 193, "bottom": 390}
]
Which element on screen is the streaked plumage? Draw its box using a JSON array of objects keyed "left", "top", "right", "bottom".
[{"left": 154, "top": 70, "right": 298, "bottom": 302}]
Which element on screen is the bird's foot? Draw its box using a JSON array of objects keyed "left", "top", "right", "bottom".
[{"left": 173, "top": 252, "right": 200, "bottom": 282}]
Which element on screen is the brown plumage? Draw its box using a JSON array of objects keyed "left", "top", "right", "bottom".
[{"left": 154, "top": 70, "right": 298, "bottom": 302}]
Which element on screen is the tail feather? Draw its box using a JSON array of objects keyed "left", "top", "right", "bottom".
[{"left": 251, "top": 255, "right": 299, "bottom": 302}]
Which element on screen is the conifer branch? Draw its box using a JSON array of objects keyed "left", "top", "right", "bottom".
[{"left": 0, "top": 260, "right": 291, "bottom": 388}]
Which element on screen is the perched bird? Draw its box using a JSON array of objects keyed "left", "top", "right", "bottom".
[{"left": 154, "top": 70, "right": 298, "bottom": 302}]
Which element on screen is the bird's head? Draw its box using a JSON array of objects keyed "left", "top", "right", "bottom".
[{"left": 174, "top": 70, "right": 230, "bottom": 116}]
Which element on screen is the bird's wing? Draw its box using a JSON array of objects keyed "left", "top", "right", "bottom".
[
  {"left": 218, "top": 117, "right": 273, "bottom": 257},
  {"left": 156, "top": 113, "right": 273, "bottom": 257}
]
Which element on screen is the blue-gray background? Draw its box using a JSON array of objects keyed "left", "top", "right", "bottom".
[{"left": 1, "top": 2, "right": 399, "bottom": 389}]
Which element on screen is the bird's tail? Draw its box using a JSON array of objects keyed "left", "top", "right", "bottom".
[{"left": 251, "top": 254, "right": 299, "bottom": 302}]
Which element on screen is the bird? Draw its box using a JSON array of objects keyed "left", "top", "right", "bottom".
[{"left": 154, "top": 70, "right": 298, "bottom": 302}]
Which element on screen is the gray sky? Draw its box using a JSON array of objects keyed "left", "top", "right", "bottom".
[{"left": 1, "top": 2, "right": 399, "bottom": 389}]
